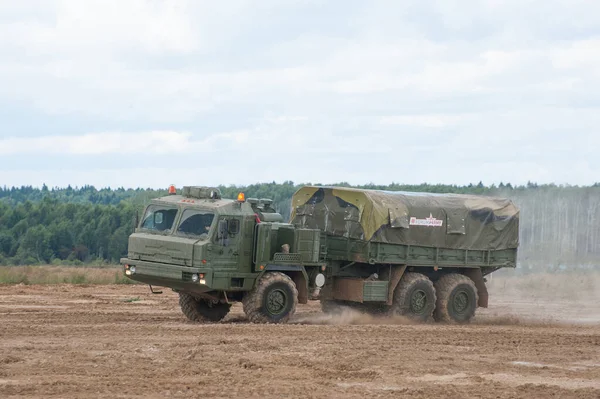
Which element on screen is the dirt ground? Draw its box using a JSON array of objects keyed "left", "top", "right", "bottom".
[{"left": 1, "top": 280, "right": 599, "bottom": 399}]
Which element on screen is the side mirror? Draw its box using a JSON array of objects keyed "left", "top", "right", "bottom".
[{"left": 217, "top": 219, "right": 229, "bottom": 240}]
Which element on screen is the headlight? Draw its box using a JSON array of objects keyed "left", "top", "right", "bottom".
[
  {"left": 130, "top": 266, "right": 136, "bottom": 274},
  {"left": 191, "top": 273, "right": 199, "bottom": 283}
]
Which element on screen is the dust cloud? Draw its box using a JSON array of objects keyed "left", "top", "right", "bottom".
[
  {"left": 289, "top": 271, "right": 600, "bottom": 326},
  {"left": 291, "top": 307, "right": 415, "bottom": 326},
  {"left": 479, "top": 271, "right": 600, "bottom": 325}
]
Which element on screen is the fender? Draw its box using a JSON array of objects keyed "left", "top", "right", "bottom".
[{"left": 462, "top": 268, "right": 489, "bottom": 308}]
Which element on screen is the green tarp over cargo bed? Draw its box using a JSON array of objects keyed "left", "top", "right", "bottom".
[{"left": 290, "top": 186, "right": 519, "bottom": 251}]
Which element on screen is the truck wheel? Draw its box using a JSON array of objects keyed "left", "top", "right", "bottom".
[
  {"left": 433, "top": 273, "right": 478, "bottom": 324},
  {"left": 179, "top": 293, "right": 231, "bottom": 322},
  {"left": 390, "top": 272, "right": 436, "bottom": 322},
  {"left": 243, "top": 272, "right": 298, "bottom": 324}
]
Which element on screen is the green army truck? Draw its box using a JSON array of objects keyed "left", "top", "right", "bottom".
[{"left": 120, "top": 185, "right": 519, "bottom": 324}]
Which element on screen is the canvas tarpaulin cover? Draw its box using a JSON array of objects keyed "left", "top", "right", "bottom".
[{"left": 290, "top": 186, "right": 519, "bottom": 251}]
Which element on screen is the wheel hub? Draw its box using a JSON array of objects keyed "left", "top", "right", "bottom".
[
  {"left": 410, "top": 289, "right": 428, "bottom": 314},
  {"left": 266, "top": 289, "right": 287, "bottom": 315},
  {"left": 453, "top": 291, "right": 469, "bottom": 314}
]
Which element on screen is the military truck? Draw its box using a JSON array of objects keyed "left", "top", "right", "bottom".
[{"left": 120, "top": 185, "right": 519, "bottom": 324}]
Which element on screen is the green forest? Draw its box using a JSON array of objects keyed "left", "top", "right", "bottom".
[{"left": 1, "top": 182, "right": 599, "bottom": 268}]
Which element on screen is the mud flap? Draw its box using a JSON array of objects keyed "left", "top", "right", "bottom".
[
  {"left": 289, "top": 272, "right": 308, "bottom": 304},
  {"left": 461, "top": 268, "right": 488, "bottom": 308},
  {"left": 385, "top": 265, "right": 407, "bottom": 306}
]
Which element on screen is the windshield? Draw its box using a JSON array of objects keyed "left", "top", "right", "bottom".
[
  {"left": 176, "top": 209, "right": 215, "bottom": 239},
  {"left": 140, "top": 205, "right": 178, "bottom": 232}
]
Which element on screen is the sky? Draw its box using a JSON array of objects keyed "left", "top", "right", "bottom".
[{"left": 0, "top": 0, "right": 599, "bottom": 189}]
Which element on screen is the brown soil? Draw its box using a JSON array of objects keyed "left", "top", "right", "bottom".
[{"left": 0, "top": 284, "right": 599, "bottom": 398}]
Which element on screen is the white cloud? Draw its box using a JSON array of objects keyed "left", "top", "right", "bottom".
[
  {"left": 0, "top": 1, "right": 598, "bottom": 186},
  {"left": 0, "top": 131, "right": 253, "bottom": 155},
  {"left": 1, "top": 3, "right": 597, "bottom": 120},
  {"left": 379, "top": 114, "right": 474, "bottom": 128},
  {"left": 0, "top": 0, "right": 198, "bottom": 55},
  {"left": 551, "top": 39, "right": 600, "bottom": 71}
]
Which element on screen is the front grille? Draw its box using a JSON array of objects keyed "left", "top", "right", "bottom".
[{"left": 273, "top": 253, "right": 302, "bottom": 262}]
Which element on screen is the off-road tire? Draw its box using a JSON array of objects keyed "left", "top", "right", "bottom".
[
  {"left": 390, "top": 272, "right": 436, "bottom": 322},
  {"left": 179, "top": 293, "right": 231, "bottom": 322},
  {"left": 242, "top": 272, "right": 298, "bottom": 324},
  {"left": 433, "top": 273, "right": 478, "bottom": 324}
]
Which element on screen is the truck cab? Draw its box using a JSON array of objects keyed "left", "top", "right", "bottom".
[{"left": 121, "top": 186, "right": 324, "bottom": 323}]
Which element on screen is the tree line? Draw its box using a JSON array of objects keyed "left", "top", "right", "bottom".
[
  {"left": 0, "top": 184, "right": 164, "bottom": 206},
  {"left": 0, "top": 198, "right": 137, "bottom": 265},
  {"left": 0, "top": 182, "right": 599, "bottom": 268}
]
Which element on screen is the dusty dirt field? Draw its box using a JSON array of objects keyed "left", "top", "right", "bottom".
[{"left": 1, "top": 282, "right": 599, "bottom": 398}]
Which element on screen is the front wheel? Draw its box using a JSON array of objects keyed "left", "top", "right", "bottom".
[
  {"left": 433, "top": 273, "right": 478, "bottom": 324},
  {"left": 179, "top": 293, "right": 231, "bottom": 322},
  {"left": 243, "top": 272, "right": 298, "bottom": 324}
]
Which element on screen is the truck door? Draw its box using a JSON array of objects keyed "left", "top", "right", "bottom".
[{"left": 209, "top": 216, "right": 242, "bottom": 270}]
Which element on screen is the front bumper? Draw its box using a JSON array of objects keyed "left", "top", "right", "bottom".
[{"left": 120, "top": 258, "right": 212, "bottom": 292}]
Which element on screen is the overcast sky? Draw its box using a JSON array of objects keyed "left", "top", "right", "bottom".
[{"left": 0, "top": 0, "right": 598, "bottom": 189}]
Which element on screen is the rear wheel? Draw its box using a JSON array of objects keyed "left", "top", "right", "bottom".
[
  {"left": 390, "top": 272, "right": 436, "bottom": 322},
  {"left": 243, "top": 272, "right": 298, "bottom": 324},
  {"left": 433, "top": 273, "right": 478, "bottom": 324},
  {"left": 179, "top": 293, "right": 231, "bottom": 322}
]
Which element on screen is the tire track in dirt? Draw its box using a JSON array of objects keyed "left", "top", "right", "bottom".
[{"left": 0, "top": 284, "right": 598, "bottom": 399}]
